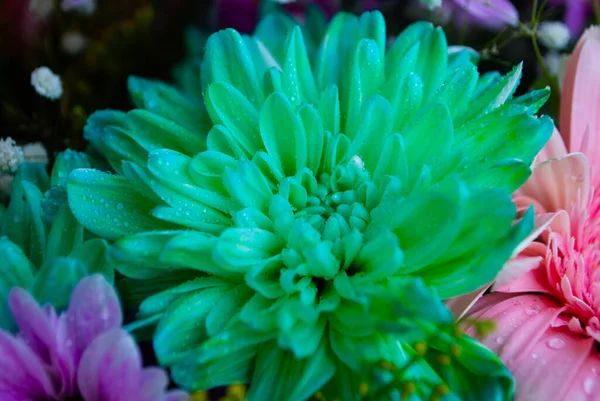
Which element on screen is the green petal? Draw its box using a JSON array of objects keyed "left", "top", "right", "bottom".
[
  {"left": 201, "top": 29, "right": 264, "bottom": 107},
  {"left": 32, "top": 257, "right": 87, "bottom": 310},
  {"left": 343, "top": 39, "right": 384, "bottom": 138},
  {"left": 370, "top": 185, "right": 463, "bottom": 272},
  {"left": 154, "top": 284, "right": 232, "bottom": 366},
  {"left": 421, "top": 208, "right": 533, "bottom": 298},
  {"left": 172, "top": 322, "right": 270, "bottom": 390},
  {"left": 317, "top": 84, "right": 341, "bottom": 135},
  {"left": 459, "top": 63, "right": 522, "bottom": 125},
  {"left": 45, "top": 204, "right": 83, "bottom": 261},
  {"left": 434, "top": 65, "right": 478, "bottom": 120},
  {"left": 254, "top": 11, "right": 298, "bottom": 65},
  {"left": 127, "top": 76, "right": 210, "bottom": 133},
  {"left": 70, "top": 238, "right": 114, "bottom": 281},
  {"left": 50, "top": 149, "right": 92, "bottom": 187},
  {"left": 83, "top": 110, "right": 147, "bottom": 173},
  {"left": 282, "top": 26, "right": 319, "bottom": 106},
  {"left": 426, "top": 335, "right": 514, "bottom": 401},
  {"left": 0, "top": 237, "right": 35, "bottom": 331},
  {"left": 67, "top": 169, "right": 171, "bottom": 240},
  {"left": 260, "top": 92, "right": 307, "bottom": 176},
  {"left": 205, "top": 82, "right": 263, "bottom": 158},
  {"left": 246, "top": 339, "right": 336, "bottom": 401}
]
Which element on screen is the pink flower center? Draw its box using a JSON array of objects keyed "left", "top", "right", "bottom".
[{"left": 546, "top": 176, "right": 600, "bottom": 341}]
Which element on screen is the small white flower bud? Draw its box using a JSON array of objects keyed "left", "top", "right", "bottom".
[
  {"left": 537, "top": 22, "right": 571, "bottom": 50},
  {"left": 0, "top": 138, "right": 25, "bottom": 174},
  {"left": 61, "top": 31, "right": 88, "bottom": 55},
  {"left": 29, "top": 0, "right": 54, "bottom": 20},
  {"left": 23, "top": 143, "right": 49, "bottom": 165},
  {"left": 31, "top": 66, "right": 63, "bottom": 100}
]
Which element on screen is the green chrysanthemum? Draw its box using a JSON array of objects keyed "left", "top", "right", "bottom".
[
  {"left": 0, "top": 151, "right": 113, "bottom": 331},
  {"left": 66, "top": 10, "right": 552, "bottom": 401}
]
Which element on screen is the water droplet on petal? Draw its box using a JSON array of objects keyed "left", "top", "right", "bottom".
[
  {"left": 495, "top": 336, "right": 505, "bottom": 345},
  {"left": 547, "top": 337, "right": 565, "bottom": 349},
  {"left": 531, "top": 353, "right": 539, "bottom": 359},
  {"left": 584, "top": 377, "right": 596, "bottom": 395}
]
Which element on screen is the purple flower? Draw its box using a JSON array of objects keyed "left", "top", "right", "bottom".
[
  {"left": 0, "top": 275, "right": 188, "bottom": 401},
  {"left": 548, "top": 0, "right": 596, "bottom": 36},
  {"left": 442, "top": 0, "right": 519, "bottom": 30}
]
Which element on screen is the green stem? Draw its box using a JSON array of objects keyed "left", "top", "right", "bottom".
[{"left": 593, "top": 0, "right": 600, "bottom": 26}]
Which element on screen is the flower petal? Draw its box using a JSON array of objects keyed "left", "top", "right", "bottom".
[
  {"left": 516, "top": 153, "right": 590, "bottom": 213},
  {"left": 0, "top": 331, "right": 56, "bottom": 399},
  {"left": 77, "top": 329, "right": 142, "bottom": 401},
  {"left": 560, "top": 27, "right": 600, "bottom": 156},
  {"left": 534, "top": 127, "right": 568, "bottom": 164},
  {"left": 66, "top": 275, "right": 123, "bottom": 365}
]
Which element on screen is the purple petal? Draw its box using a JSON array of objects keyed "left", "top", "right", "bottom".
[
  {"left": 65, "top": 275, "right": 123, "bottom": 366},
  {"left": 8, "top": 288, "right": 57, "bottom": 364},
  {"left": 137, "top": 368, "right": 170, "bottom": 401},
  {"left": 564, "top": 0, "right": 589, "bottom": 36},
  {"left": 0, "top": 331, "right": 57, "bottom": 399},
  {"left": 452, "top": 0, "right": 519, "bottom": 29},
  {"left": 8, "top": 288, "right": 78, "bottom": 397},
  {"left": 77, "top": 329, "right": 142, "bottom": 401},
  {"left": 165, "top": 391, "right": 190, "bottom": 401}
]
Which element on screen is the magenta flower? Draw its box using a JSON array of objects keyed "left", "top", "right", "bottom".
[
  {"left": 460, "top": 27, "right": 600, "bottom": 401},
  {"left": 442, "top": 0, "right": 519, "bottom": 30},
  {"left": 548, "top": 0, "right": 597, "bottom": 37},
  {"left": 0, "top": 275, "right": 188, "bottom": 401}
]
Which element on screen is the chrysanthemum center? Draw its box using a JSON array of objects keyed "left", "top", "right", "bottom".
[{"left": 274, "top": 160, "right": 379, "bottom": 281}]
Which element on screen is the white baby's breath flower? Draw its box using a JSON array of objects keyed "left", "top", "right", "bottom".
[
  {"left": 543, "top": 52, "right": 571, "bottom": 91},
  {"left": 61, "top": 31, "right": 88, "bottom": 55},
  {"left": 537, "top": 21, "right": 571, "bottom": 50},
  {"left": 31, "top": 67, "right": 63, "bottom": 100},
  {"left": 0, "top": 138, "right": 24, "bottom": 174},
  {"left": 23, "top": 143, "right": 49, "bottom": 165},
  {"left": 29, "top": 0, "right": 54, "bottom": 20}
]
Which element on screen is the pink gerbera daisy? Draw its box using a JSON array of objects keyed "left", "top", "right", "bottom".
[{"left": 460, "top": 27, "right": 600, "bottom": 401}]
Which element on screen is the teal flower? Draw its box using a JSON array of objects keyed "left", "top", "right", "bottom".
[
  {"left": 0, "top": 151, "right": 113, "bottom": 332},
  {"left": 66, "top": 11, "right": 552, "bottom": 401}
]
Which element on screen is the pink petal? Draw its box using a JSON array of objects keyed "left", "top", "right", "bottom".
[
  {"left": 445, "top": 284, "right": 490, "bottom": 319},
  {"left": 467, "top": 293, "right": 566, "bottom": 370},
  {"left": 66, "top": 275, "right": 123, "bottom": 366},
  {"left": 517, "top": 153, "right": 590, "bottom": 213},
  {"left": 77, "top": 329, "right": 142, "bottom": 401},
  {"left": 511, "top": 211, "right": 570, "bottom": 257},
  {"left": 0, "top": 331, "right": 57, "bottom": 399},
  {"left": 560, "top": 351, "right": 600, "bottom": 401},
  {"left": 534, "top": 127, "right": 568, "bottom": 164},
  {"left": 492, "top": 256, "right": 543, "bottom": 290},
  {"left": 560, "top": 27, "right": 600, "bottom": 156},
  {"left": 510, "top": 328, "right": 594, "bottom": 401},
  {"left": 495, "top": 259, "right": 553, "bottom": 294}
]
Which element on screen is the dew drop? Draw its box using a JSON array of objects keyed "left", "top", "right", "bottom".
[
  {"left": 583, "top": 377, "right": 596, "bottom": 395},
  {"left": 116, "top": 203, "right": 124, "bottom": 211},
  {"left": 531, "top": 353, "right": 539, "bottom": 359},
  {"left": 495, "top": 336, "right": 505, "bottom": 345},
  {"left": 547, "top": 337, "right": 565, "bottom": 350}
]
